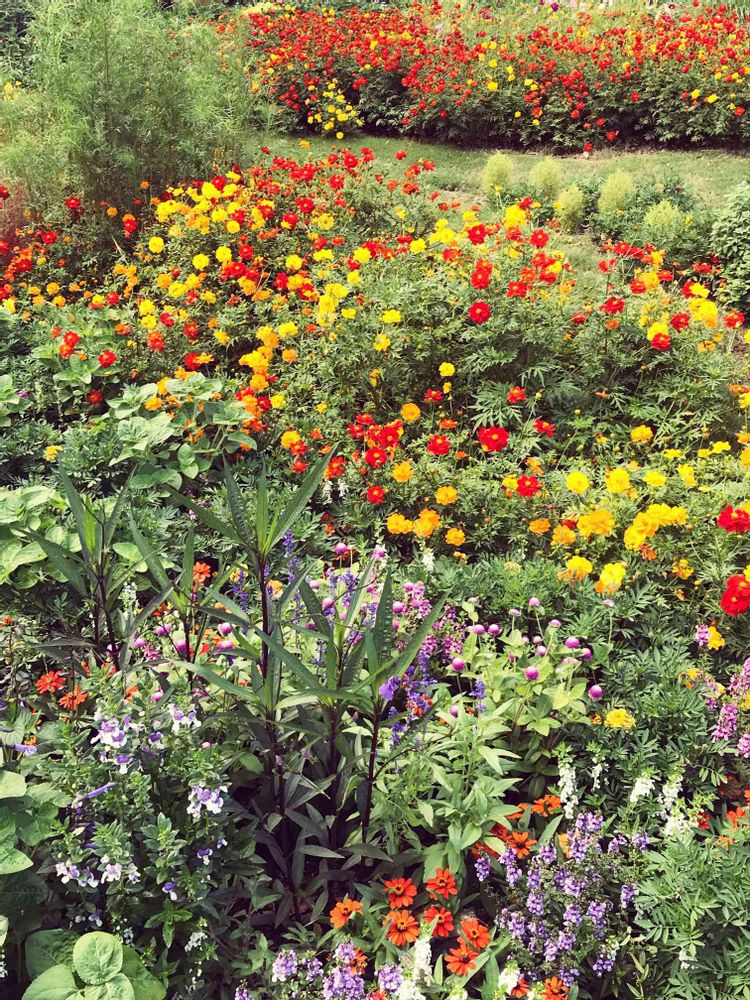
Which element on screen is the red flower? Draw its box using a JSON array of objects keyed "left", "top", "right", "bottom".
[
  {"left": 445, "top": 942, "right": 478, "bottom": 976},
  {"left": 367, "top": 485, "right": 386, "bottom": 505},
  {"left": 469, "top": 301, "right": 491, "bottom": 324},
  {"left": 717, "top": 506, "right": 750, "bottom": 533},
  {"left": 427, "top": 434, "right": 451, "bottom": 456},
  {"left": 364, "top": 446, "right": 388, "bottom": 469},
  {"left": 35, "top": 670, "right": 66, "bottom": 694},
  {"left": 86, "top": 390, "right": 103, "bottom": 406},
  {"left": 467, "top": 224, "right": 487, "bottom": 245},
  {"left": 507, "top": 386, "right": 527, "bottom": 404},
  {"left": 507, "top": 281, "right": 528, "bottom": 298},
  {"left": 459, "top": 916, "right": 490, "bottom": 950},
  {"left": 671, "top": 313, "right": 690, "bottom": 331},
  {"left": 651, "top": 332, "right": 671, "bottom": 351},
  {"left": 424, "top": 389, "right": 444, "bottom": 403},
  {"left": 517, "top": 474, "right": 540, "bottom": 497},
  {"left": 97, "top": 350, "right": 116, "bottom": 368},
  {"left": 534, "top": 419, "right": 555, "bottom": 437},
  {"left": 720, "top": 575, "right": 750, "bottom": 616},
  {"left": 601, "top": 297, "right": 625, "bottom": 315},
  {"left": 477, "top": 426, "right": 509, "bottom": 453}
]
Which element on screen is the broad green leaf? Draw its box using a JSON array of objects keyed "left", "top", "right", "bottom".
[
  {"left": 120, "top": 947, "right": 166, "bottom": 1000},
  {"left": 26, "top": 930, "right": 79, "bottom": 980},
  {"left": 73, "top": 933, "right": 123, "bottom": 985},
  {"left": 0, "top": 770, "right": 27, "bottom": 798},
  {"left": 21, "top": 964, "right": 79, "bottom": 1000},
  {"left": 82, "top": 976, "right": 135, "bottom": 1000}
]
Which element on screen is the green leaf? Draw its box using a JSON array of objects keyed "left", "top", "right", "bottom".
[
  {"left": 73, "top": 933, "right": 123, "bottom": 985},
  {"left": 265, "top": 448, "right": 332, "bottom": 553},
  {"left": 25, "top": 531, "right": 87, "bottom": 598},
  {"left": 0, "top": 915, "right": 7, "bottom": 948},
  {"left": 0, "top": 770, "right": 27, "bottom": 798},
  {"left": 120, "top": 947, "right": 165, "bottom": 1000},
  {"left": 21, "top": 965, "right": 79, "bottom": 1000},
  {"left": 26, "top": 930, "right": 79, "bottom": 980},
  {"left": 82, "top": 977, "right": 135, "bottom": 1000}
]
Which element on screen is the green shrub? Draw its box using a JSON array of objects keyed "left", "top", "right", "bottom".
[
  {"left": 557, "top": 182, "right": 586, "bottom": 233},
  {"left": 529, "top": 155, "right": 562, "bottom": 198},
  {"left": 481, "top": 150, "right": 513, "bottom": 193},
  {"left": 597, "top": 168, "right": 635, "bottom": 215},
  {"left": 712, "top": 181, "right": 750, "bottom": 310},
  {"left": 641, "top": 199, "right": 687, "bottom": 250}
]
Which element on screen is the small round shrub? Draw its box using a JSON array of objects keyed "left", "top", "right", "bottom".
[
  {"left": 641, "top": 200, "right": 686, "bottom": 251},
  {"left": 712, "top": 181, "right": 750, "bottom": 311},
  {"left": 529, "top": 156, "right": 562, "bottom": 198},
  {"left": 481, "top": 151, "right": 513, "bottom": 193},
  {"left": 557, "top": 183, "right": 586, "bottom": 233},
  {"left": 597, "top": 169, "right": 635, "bottom": 216}
]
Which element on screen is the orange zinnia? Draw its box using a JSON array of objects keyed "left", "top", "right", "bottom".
[
  {"left": 426, "top": 867, "right": 458, "bottom": 900},
  {"left": 445, "top": 941, "right": 478, "bottom": 976},
  {"left": 329, "top": 896, "right": 362, "bottom": 929},
  {"left": 511, "top": 978, "right": 530, "bottom": 997},
  {"left": 531, "top": 794, "right": 562, "bottom": 816},
  {"left": 385, "top": 909, "right": 420, "bottom": 946},
  {"left": 542, "top": 977, "right": 569, "bottom": 1000},
  {"left": 509, "top": 831, "right": 536, "bottom": 858},
  {"left": 421, "top": 904, "right": 454, "bottom": 938},
  {"left": 459, "top": 916, "right": 490, "bottom": 950},
  {"left": 383, "top": 877, "right": 417, "bottom": 909},
  {"left": 58, "top": 686, "right": 87, "bottom": 710}
]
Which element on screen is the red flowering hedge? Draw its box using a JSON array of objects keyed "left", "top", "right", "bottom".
[{"left": 220, "top": 1, "right": 750, "bottom": 149}]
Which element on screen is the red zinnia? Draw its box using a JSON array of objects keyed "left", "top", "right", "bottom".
[
  {"left": 469, "top": 301, "right": 491, "bottom": 324},
  {"left": 477, "top": 426, "right": 509, "bottom": 453},
  {"left": 517, "top": 475, "right": 541, "bottom": 497},
  {"left": 427, "top": 434, "right": 451, "bottom": 456}
]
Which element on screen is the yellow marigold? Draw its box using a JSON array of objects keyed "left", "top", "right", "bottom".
[
  {"left": 387, "top": 513, "right": 413, "bottom": 535},
  {"left": 529, "top": 518, "right": 551, "bottom": 534},
  {"left": 677, "top": 464, "right": 697, "bottom": 487},
  {"left": 565, "top": 471, "right": 590, "bottom": 494},
  {"left": 148, "top": 236, "right": 165, "bottom": 253},
  {"left": 282, "top": 349, "right": 298, "bottom": 363},
  {"left": 280, "top": 430, "right": 301, "bottom": 450},
  {"left": 381, "top": 309, "right": 402, "bottom": 324},
  {"left": 605, "top": 468, "right": 631, "bottom": 493},
  {"left": 392, "top": 462, "right": 413, "bottom": 483},
  {"left": 43, "top": 445, "right": 62, "bottom": 462},
  {"left": 445, "top": 527, "right": 466, "bottom": 546},
  {"left": 439, "top": 362, "right": 455, "bottom": 377},
  {"left": 413, "top": 508, "right": 441, "bottom": 538},
  {"left": 401, "top": 403, "right": 421, "bottom": 423},
  {"left": 192, "top": 253, "right": 210, "bottom": 271},
  {"left": 144, "top": 397, "right": 162, "bottom": 411},
  {"left": 577, "top": 509, "right": 614, "bottom": 538},
  {"left": 435, "top": 486, "right": 458, "bottom": 505},
  {"left": 373, "top": 334, "right": 391, "bottom": 352},
  {"left": 604, "top": 708, "right": 636, "bottom": 730},
  {"left": 559, "top": 555, "right": 593, "bottom": 582},
  {"left": 631, "top": 425, "right": 653, "bottom": 444},
  {"left": 551, "top": 525, "right": 577, "bottom": 546},
  {"left": 595, "top": 561, "right": 627, "bottom": 595},
  {"left": 643, "top": 470, "right": 667, "bottom": 488}
]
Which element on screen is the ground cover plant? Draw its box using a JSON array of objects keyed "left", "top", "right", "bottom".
[{"left": 2, "top": 1, "right": 750, "bottom": 999}]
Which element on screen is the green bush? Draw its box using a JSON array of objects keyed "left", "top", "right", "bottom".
[
  {"left": 713, "top": 181, "right": 750, "bottom": 310},
  {"left": 597, "top": 168, "right": 635, "bottom": 216},
  {"left": 529, "top": 155, "right": 562, "bottom": 198},
  {"left": 481, "top": 150, "right": 513, "bottom": 193},
  {"left": 557, "top": 182, "right": 586, "bottom": 233}
]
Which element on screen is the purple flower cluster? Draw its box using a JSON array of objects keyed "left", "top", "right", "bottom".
[
  {"left": 497, "top": 812, "right": 639, "bottom": 986},
  {"left": 711, "top": 656, "right": 750, "bottom": 753}
]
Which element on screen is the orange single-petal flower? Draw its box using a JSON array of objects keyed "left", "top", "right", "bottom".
[
  {"left": 459, "top": 916, "right": 490, "bottom": 950},
  {"left": 421, "top": 904, "right": 454, "bottom": 938},
  {"left": 542, "top": 976, "right": 569, "bottom": 1000},
  {"left": 383, "top": 877, "right": 417, "bottom": 909},
  {"left": 330, "top": 896, "right": 362, "bottom": 929},
  {"left": 426, "top": 867, "right": 458, "bottom": 900},
  {"left": 385, "top": 909, "right": 420, "bottom": 946},
  {"left": 445, "top": 941, "right": 478, "bottom": 976},
  {"left": 509, "top": 830, "right": 536, "bottom": 859}
]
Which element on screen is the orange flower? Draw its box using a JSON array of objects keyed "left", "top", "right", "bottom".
[
  {"left": 511, "top": 979, "right": 531, "bottom": 997},
  {"left": 531, "top": 794, "right": 562, "bottom": 816},
  {"left": 542, "top": 977, "right": 569, "bottom": 1000},
  {"left": 508, "top": 830, "right": 536, "bottom": 858},
  {"left": 58, "top": 686, "right": 87, "bottom": 710},
  {"left": 385, "top": 909, "right": 420, "bottom": 946},
  {"left": 384, "top": 877, "right": 417, "bottom": 909},
  {"left": 426, "top": 867, "right": 458, "bottom": 900},
  {"left": 330, "top": 896, "right": 362, "bottom": 929},
  {"left": 421, "top": 904, "right": 454, "bottom": 938},
  {"left": 445, "top": 941, "right": 478, "bottom": 976},
  {"left": 459, "top": 917, "right": 490, "bottom": 950},
  {"left": 35, "top": 670, "right": 66, "bottom": 694}
]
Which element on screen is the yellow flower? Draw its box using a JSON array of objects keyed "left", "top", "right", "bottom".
[
  {"left": 595, "top": 561, "right": 627, "bottom": 595},
  {"left": 144, "top": 397, "right": 162, "bottom": 411},
  {"left": 270, "top": 394, "right": 286, "bottom": 409},
  {"left": 192, "top": 253, "right": 210, "bottom": 271},
  {"left": 643, "top": 470, "right": 667, "bottom": 488},
  {"left": 43, "top": 445, "right": 62, "bottom": 462},
  {"left": 401, "top": 403, "right": 421, "bottom": 423},
  {"left": 373, "top": 334, "right": 391, "bottom": 352},
  {"left": 631, "top": 425, "right": 653, "bottom": 444},
  {"left": 280, "top": 430, "right": 301, "bottom": 450},
  {"left": 215, "top": 246, "right": 232, "bottom": 263},
  {"left": 148, "top": 236, "right": 165, "bottom": 253},
  {"left": 559, "top": 555, "right": 593, "bottom": 582},
  {"left": 529, "top": 518, "right": 551, "bottom": 534},
  {"left": 387, "top": 513, "right": 413, "bottom": 535},
  {"left": 707, "top": 625, "right": 725, "bottom": 650},
  {"left": 445, "top": 527, "right": 466, "bottom": 546},
  {"left": 604, "top": 708, "right": 636, "bottom": 729},
  {"left": 282, "top": 349, "right": 298, "bottom": 363},
  {"left": 605, "top": 468, "right": 631, "bottom": 493},
  {"left": 381, "top": 309, "right": 402, "bottom": 324},
  {"left": 392, "top": 462, "right": 413, "bottom": 483},
  {"left": 577, "top": 509, "right": 614, "bottom": 538},
  {"left": 439, "top": 362, "right": 455, "bottom": 377},
  {"left": 677, "top": 464, "right": 697, "bottom": 488},
  {"left": 551, "top": 525, "right": 577, "bottom": 546},
  {"left": 435, "top": 486, "right": 458, "bottom": 505},
  {"left": 413, "top": 508, "right": 441, "bottom": 539},
  {"left": 565, "top": 471, "right": 590, "bottom": 494},
  {"left": 286, "top": 254, "right": 304, "bottom": 272}
]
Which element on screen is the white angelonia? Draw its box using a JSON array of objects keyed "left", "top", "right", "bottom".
[
  {"left": 495, "top": 963, "right": 522, "bottom": 996},
  {"left": 397, "top": 982, "right": 427, "bottom": 1000},
  {"left": 558, "top": 758, "right": 579, "bottom": 819},
  {"left": 590, "top": 761, "right": 604, "bottom": 791},
  {"left": 421, "top": 549, "right": 435, "bottom": 572},
  {"left": 629, "top": 774, "right": 655, "bottom": 803},
  {"left": 663, "top": 809, "right": 693, "bottom": 842},
  {"left": 412, "top": 934, "right": 432, "bottom": 981},
  {"left": 659, "top": 773, "right": 683, "bottom": 818}
]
